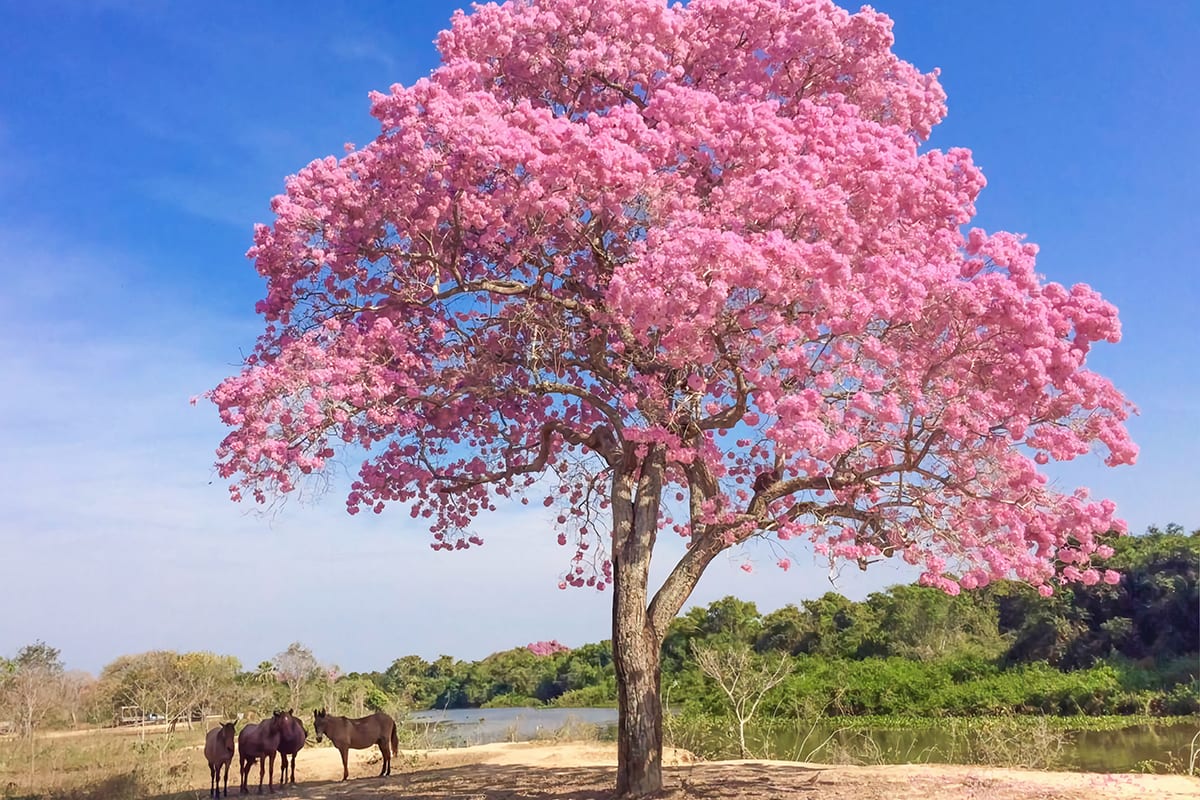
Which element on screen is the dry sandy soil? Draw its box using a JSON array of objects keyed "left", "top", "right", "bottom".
[{"left": 229, "top": 741, "right": 1200, "bottom": 800}]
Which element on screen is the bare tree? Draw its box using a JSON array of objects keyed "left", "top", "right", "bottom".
[
  {"left": 58, "top": 670, "right": 95, "bottom": 729},
  {"left": 273, "top": 643, "right": 323, "bottom": 711},
  {"left": 3, "top": 641, "right": 65, "bottom": 791},
  {"left": 5, "top": 642, "right": 64, "bottom": 738},
  {"left": 694, "top": 643, "right": 792, "bottom": 758}
]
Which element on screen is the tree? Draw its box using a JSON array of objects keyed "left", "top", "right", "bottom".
[
  {"left": 855, "top": 584, "right": 1002, "bottom": 661},
  {"left": 662, "top": 596, "right": 762, "bottom": 673},
  {"left": 335, "top": 675, "right": 389, "bottom": 716},
  {"left": 273, "top": 642, "right": 323, "bottom": 711},
  {"left": 253, "top": 660, "right": 277, "bottom": 685},
  {"left": 4, "top": 641, "right": 64, "bottom": 738},
  {"left": 177, "top": 652, "right": 242, "bottom": 721},
  {"left": 208, "top": 1, "right": 1135, "bottom": 795},
  {"left": 58, "top": 670, "right": 95, "bottom": 729},
  {"left": 755, "top": 604, "right": 808, "bottom": 656},
  {"left": 95, "top": 651, "right": 193, "bottom": 748},
  {"left": 3, "top": 642, "right": 65, "bottom": 791},
  {"left": 694, "top": 643, "right": 791, "bottom": 758},
  {"left": 990, "top": 525, "right": 1199, "bottom": 669}
]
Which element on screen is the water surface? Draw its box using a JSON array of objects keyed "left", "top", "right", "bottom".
[{"left": 406, "top": 707, "right": 1198, "bottom": 772}]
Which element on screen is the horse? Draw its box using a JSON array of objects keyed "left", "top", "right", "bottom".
[
  {"left": 275, "top": 708, "right": 306, "bottom": 785},
  {"left": 238, "top": 711, "right": 283, "bottom": 794},
  {"left": 204, "top": 721, "right": 236, "bottom": 798},
  {"left": 312, "top": 708, "right": 398, "bottom": 781}
]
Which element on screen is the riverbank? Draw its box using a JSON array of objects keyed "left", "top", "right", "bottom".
[{"left": 282, "top": 741, "right": 1200, "bottom": 799}]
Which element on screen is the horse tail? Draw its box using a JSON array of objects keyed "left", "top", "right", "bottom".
[{"left": 391, "top": 720, "right": 399, "bottom": 758}]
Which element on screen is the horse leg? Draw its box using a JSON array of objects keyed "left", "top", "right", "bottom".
[
  {"left": 239, "top": 755, "right": 249, "bottom": 795},
  {"left": 379, "top": 739, "right": 390, "bottom": 776},
  {"left": 210, "top": 763, "right": 216, "bottom": 798},
  {"left": 256, "top": 755, "right": 265, "bottom": 795},
  {"left": 222, "top": 759, "right": 230, "bottom": 797},
  {"left": 267, "top": 753, "right": 276, "bottom": 793},
  {"left": 339, "top": 745, "right": 349, "bottom": 780}
]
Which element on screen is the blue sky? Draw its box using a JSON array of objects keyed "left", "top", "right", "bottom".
[{"left": 0, "top": 1, "right": 1196, "bottom": 675}]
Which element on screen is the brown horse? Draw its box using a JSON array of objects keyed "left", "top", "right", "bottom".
[
  {"left": 238, "top": 711, "right": 282, "bottom": 794},
  {"left": 204, "top": 721, "right": 236, "bottom": 798},
  {"left": 275, "top": 708, "right": 306, "bottom": 785},
  {"left": 312, "top": 708, "right": 398, "bottom": 781}
]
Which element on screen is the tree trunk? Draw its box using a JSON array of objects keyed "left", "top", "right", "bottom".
[
  {"left": 611, "top": 449, "right": 667, "bottom": 798},
  {"left": 613, "top": 576, "right": 664, "bottom": 797}
]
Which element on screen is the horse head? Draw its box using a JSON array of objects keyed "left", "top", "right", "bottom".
[{"left": 313, "top": 708, "right": 328, "bottom": 742}]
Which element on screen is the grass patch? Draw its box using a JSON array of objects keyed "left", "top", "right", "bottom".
[
  {"left": 0, "top": 727, "right": 210, "bottom": 799},
  {"left": 665, "top": 711, "right": 1200, "bottom": 772}
]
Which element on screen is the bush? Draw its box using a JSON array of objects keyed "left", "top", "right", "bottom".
[
  {"left": 551, "top": 685, "right": 616, "bottom": 707},
  {"left": 480, "top": 693, "right": 542, "bottom": 709},
  {"left": 1155, "top": 682, "right": 1200, "bottom": 716}
]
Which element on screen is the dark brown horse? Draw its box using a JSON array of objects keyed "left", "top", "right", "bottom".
[
  {"left": 275, "top": 708, "right": 306, "bottom": 785},
  {"left": 204, "top": 721, "right": 236, "bottom": 798},
  {"left": 312, "top": 708, "right": 398, "bottom": 781},
  {"left": 238, "top": 711, "right": 282, "bottom": 794}
]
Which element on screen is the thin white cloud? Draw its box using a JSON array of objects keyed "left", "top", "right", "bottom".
[
  {"left": 139, "top": 174, "right": 263, "bottom": 230},
  {"left": 330, "top": 38, "right": 400, "bottom": 73}
]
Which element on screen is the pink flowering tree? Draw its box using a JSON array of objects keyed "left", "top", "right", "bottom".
[
  {"left": 527, "top": 640, "right": 572, "bottom": 657},
  {"left": 209, "top": 0, "right": 1135, "bottom": 794}
]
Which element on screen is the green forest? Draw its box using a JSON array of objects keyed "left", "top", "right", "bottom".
[
  {"left": 3, "top": 526, "right": 1196, "bottom": 732},
  {"left": 367, "top": 525, "right": 1198, "bottom": 719}
]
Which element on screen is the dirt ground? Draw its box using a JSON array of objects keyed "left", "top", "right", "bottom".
[{"left": 226, "top": 741, "right": 1200, "bottom": 800}]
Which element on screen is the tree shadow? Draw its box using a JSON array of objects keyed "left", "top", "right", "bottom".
[{"left": 130, "top": 761, "right": 829, "bottom": 800}]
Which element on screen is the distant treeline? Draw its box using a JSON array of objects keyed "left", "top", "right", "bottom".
[
  {"left": 360, "top": 525, "right": 1198, "bottom": 718},
  {"left": 3, "top": 526, "right": 1196, "bottom": 731}
]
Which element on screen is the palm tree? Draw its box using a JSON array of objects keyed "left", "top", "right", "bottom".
[{"left": 253, "top": 661, "right": 277, "bottom": 685}]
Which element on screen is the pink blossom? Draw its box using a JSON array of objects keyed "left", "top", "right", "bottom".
[
  {"left": 209, "top": 0, "right": 1133, "bottom": 611},
  {"left": 527, "top": 640, "right": 570, "bottom": 656}
]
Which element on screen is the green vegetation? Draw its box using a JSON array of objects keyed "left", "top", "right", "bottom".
[
  {"left": 2, "top": 527, "right": 1194, "bottom": 731},
  {"left": 327, "top": 525, "right": 1197, "bottom": 722},
  {"left": 304, "top": 527, "right": 1189, "bottom": 722}
]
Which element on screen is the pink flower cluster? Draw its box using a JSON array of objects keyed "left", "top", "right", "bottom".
[
  {"left": 210, "top": 0, "right": 1135, "bottom": 598},
  {"left": 527, "top": 640, "right": 571, "bottom": 657}
]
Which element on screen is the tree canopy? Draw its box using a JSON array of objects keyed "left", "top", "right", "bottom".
[
  {"left": 210, "top": 0, "right": 1133, "bottom": 599},
  {"left": 208, "top": 0, "right": 1136, "bottom": 793}
]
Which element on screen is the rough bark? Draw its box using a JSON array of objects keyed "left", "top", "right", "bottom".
[
  {"left": 612, "top": 600, "right": 664, "bottom": 798},
  {"left": 611, "top": 449, "right": 666, "bottom": 798}
]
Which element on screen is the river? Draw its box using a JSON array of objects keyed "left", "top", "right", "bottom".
[{"left": 406, "top": 707, "right": 1198, "bottom": 772}]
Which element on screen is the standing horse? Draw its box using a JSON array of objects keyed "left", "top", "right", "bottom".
[
  {"left": 204, "top": 721, "right": 236, "bottom": 798},
  {"left": 238, "top": 711, "right": 282, "bottom": 794},
  {"left": 275, "top": 708, "right": 306, "bottom": 785},
  {"left": 312, "top": 708, "right": 398, "bottom": 781}
]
